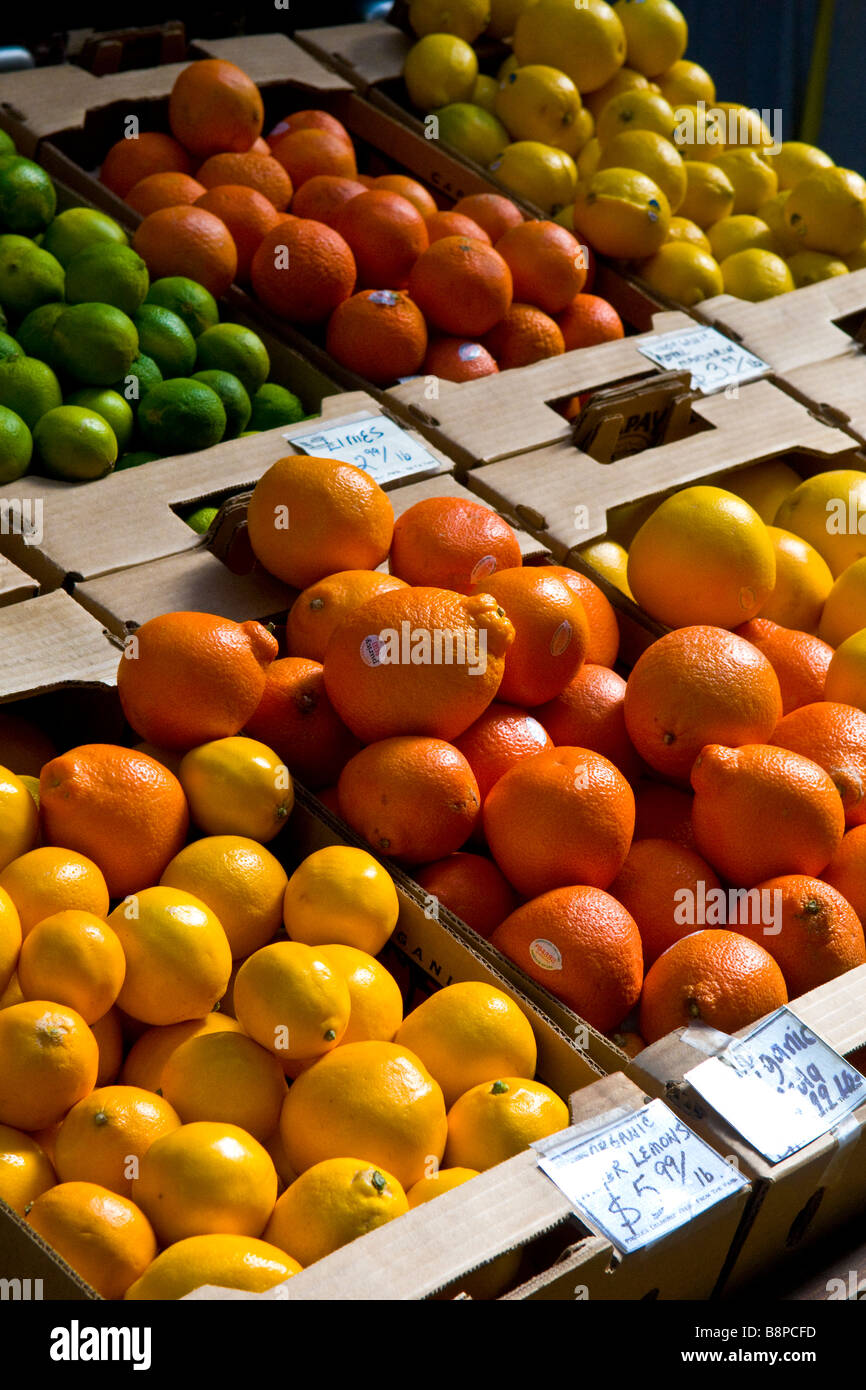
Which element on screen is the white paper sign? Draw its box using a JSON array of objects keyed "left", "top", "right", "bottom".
[
  {"left": 533, "top": 1097, "right": 747, "bottom": 1254},
  {"left": 286, "top": 414, "right": 441, "bottom": 485},
  {"left": 686, "top": 1007, "right": 865, "bottom": 1164},
  {"left": 636, "top": 325, "right": 770, "bottom": 394}
]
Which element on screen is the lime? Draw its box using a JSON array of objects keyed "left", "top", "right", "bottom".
[
  {"left": 186, "top": 505, "right": 219, "bottom": 534},
  {"left": 434, "top": 103, "right": 510, "bottom": 165},
  {"left": 15, "top": 303, "right": 65, "bottom": 365},
  {"left": 0, "top": 403, "right": 32, "bottom": 482},
  {"left": 41, "top": 207, "right": 128, "bottom": 269},
  {"left": 0, "top": 331, "right": 21, "bottom": 363},
  {"left": 65, "top": 243, "right": 149, "bottom": 317},
  {"left": 66, "top": 387, "right": 134, "bottom": 451},
  {"left": 113, "top": 353, "right": 163, "bottom": 404},
  {"left": 0, "top": 242, "right": 64, "bottom": 319},
  {"left": 144, "top": 277, "right": 219, "bottom": 338},
  {"left": 0, "top": 156, "right": 57, "bottom": 236},
  {"left": 238, "top": 430, "right": 260, "bottom": 436},
  {"left": 116, "top": 450, "right": 160, "bottom": 471},
  {"left": 248, "top": 383, "right": 305, "bottom": 431},
  {"left": 33, "top": 405, "right": 117, "bottom": 480},
  {"left": 138, "top": 378, "right": 226, "bottom": 455},
  {"left": 0, "top": 132, "right": 16, "bottom": 157},
  {"left": 194, "top": 323, "right": 270, "bottom": 395},
  {"left": 191, "top": 369, "right": 251, "bottom": 439},
  {"left": 0, "top": 356, "right": 62, "bottom": 427},
  {"left": 133, "top": 304, "right": 196, "bottom": 378},
  {"left": 52, "top": 303, "right": 139, "bottom": 386}
]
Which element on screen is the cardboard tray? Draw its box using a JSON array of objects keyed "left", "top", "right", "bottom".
[{"left": 695, "top": 274, "right": 866, "bottom": 375}]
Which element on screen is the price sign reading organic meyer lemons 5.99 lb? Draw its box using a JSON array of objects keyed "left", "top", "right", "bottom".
[{"left": 287, "top": 414, "right": 441, "bottom": 487}]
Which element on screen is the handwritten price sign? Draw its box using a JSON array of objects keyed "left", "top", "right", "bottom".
[
  {"left": 636, "top": 325, "right": 770, "bottom": 394},
  {"left": 533, "top": 1098, "right": 747, "bottom": 1254},
  {"left": 686, "top": 1007, "right": 865, "bottom": 1163},
  {"left": 287, "top": 415, "right": 441, "bottom": 485}
]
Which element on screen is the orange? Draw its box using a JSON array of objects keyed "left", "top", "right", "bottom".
[
  {"left": 318, "top": 945, "right": 403, "bottom": 1046},
  {"left": 100, "top": 131, "right": 193, "bottom": 199},
  {"left": 169, "top": 58, "right": 264, "bottom": 158},
  {"left": 426, "top": 211, "right": 491, "bottom": 244},
  {"left": 406, "top": 1166, "right": 479, "bottom": 1206},
  {"left": 483, "top": 303, "right": 565, "bottom": 368},
  {"left": 92, "top": 1008, "right": 124, "bottom": 1086},
  {"left": 453, "top": 702, "right": 552, "bottom": 801},
  {"left": 733, "top": 875, "right": 866, "bottom": 997},
  {"left": 444, "top": 1078, "right": 569, "bottom": 1171},
  {"left": 133, "top": 205, "right": 238, "bottom": 297},
  {"left": 194, "top": 185, "right": 281, "bottom": 281},
  {"left": 495, "top": 220, "right": 587, "bottom": 314},
  {"left": 0, "top": 847, "right": 109, "bottom": 937},
  {"left": 334, "top": 190, "right": 429, "bottom": 290},
  {"left": 278, "top": 1040, "right": 448, "bottom": 1190},
  {"left": 390, "top": 495, "right": 523, "bottom": 594},
  {"left": 243, "top": 657, "right": 361, "bottom": 790},
  {"left": 534, "top": 565, "right": 620, "bottom": 667},
  {"left": 290, "top": 174, "right": 366, "bottom": 226},
  {"left": 484, "top": 747, "right": 635, "bottom": 897},
  {"left": 623, "top": 626, "right": 783, "bottom": 782},
  {"left": 160, "top": 835, "right": 289, "bottom": 961},
  {"left": 633, "top": 779, "right": 696, "bottom": 849},
  {"left": 491, "top": 884, "right": 642, "bottom": 1029},
  {"left": 0, "top": 1122, "right": 55, "bottom": 1215},
  {"left": 26, "top": 1180, "right": 157, "bottom": 1300},
  {"left": 337, "top": 737, "right": 480, "bottom": 864},
  {"left": 325, "top": 289, "right": 428, "bottom": 384},
  {"left": 534, "top": 663, "right": 641, "bottom": 781},
  {"left": 267, "top": 110, "right": 354, "bottom": 150},
  {"left": 639, "top": 930, "right": 788, "bottom": 1044},
  {"left": 17, "top": 910, "right": 126, "bottom": 1024},
  {"left": 135, "top": 1120, "right": 278, "bottom": 1244},
  {"left": 476, "top": 567, "right": 589, "bottom": 706},
  {"left": 373, "top": 174, "right": 439, "bottom": 219},
  {"left": 234, "top": 940, "right": 351, "bottom": 1062},
  {"left": 195, "top": 151, "right": 293, "bottom": 210},
  {"left": 452, "top": 193, "right": 524, "bottom": 242},
  {"left": 161, "top": 1031, "right": 287, "bottom": 1142},
  {"left": 770, "top": 702, "right": 866, "bottom": 827},
  {"left": 125, "top": 1233, "right": 301, "bottom": 1300},
  {"left": 610, "top": 1031, "right": 646, "bottom": 1058},
  {"left": 609, "top": 837, "right": 722, "bottom": 967},
  {"left": 117, "top": 611, "right": 278, "bottom": 752},
  {"left": 0, "top": 1001, "right": 98, "bottom": 1131},
  {"left": 54, "top": 1085, "right": 181, "bottom": 1196},
  {"left": 250, "top": 219, "right": 357, "bottom": 324},
  {"left": 108, "top": 887, "right": 232, "bottom": 1027},
  {"left": 394, "top": 982, "right": 537, "bottom": 1109},
  {"left": 263, "top": 1156, "right": 407, "bottom": 1266},
  {"left": 735, "top": 618, "right": 833, "bottom": 716},
  {"left": 286, "top": 571, "right": 408, "bottom": 662},
  {"left": 0, "top": 710, "right": 56, "bottom": 778},
  {"left": 39, "top": 744, "right": 189, "bottom": 900},
  {"left": 322, "top": 587, "right": 514, "bottom": 742},
  {"left": 120, "top": 1014, "right": 245, "bottom": 1093},
  {"left": 556, "top": 292, "right": 625, "bottom": 349},
  {"left": 413, "top": 853, "right": 519, "bottom": 939},
  {"left": 691, "top": 744, "right": 846, "bottom": 887},
  {"left": 422, "top": 337, "right": 499, "bottom": 380},
  {"left": 270, "top": 128, "right": 358, "bottom": 188},
  {"left": 125, "top": 171, "right": 206, "bottom": 216},
  {"left": 823, "top": 826, "right": 866, "bottom": 922},
  {"left": 0, "top": 973, "right": 23, "bottom": 1009},
  {"left": 0, "top": 885, "right": 20, "bottom": 997},
  {"left": 408, "top": 236, "right": 513, "bottom": 336},
  {"left": 247, "top": 454, "right": 393, "bottom": 589}
]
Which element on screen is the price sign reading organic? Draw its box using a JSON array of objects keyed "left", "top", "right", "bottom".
[
  {"left": 533, "top": 1098, "right": 747, "bottom": 1254},
  {"left": 287, "top": 415, "right": 441, "bottom": 485},
  {"left": 637, "top": 325, "right": 770, "bottom": 394},
  {"left": 686, "top": 1007, "right": 865, "bottom": 1164}
]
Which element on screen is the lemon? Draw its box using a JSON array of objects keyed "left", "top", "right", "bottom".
[
  {"left": 33, "top": 405, "right": 117, "bottom": 481},
  {"left": 714, "top": 150, "right": 777, "bottom": 215},
  {"left": 144, "top": 277, "right": 219, "bottom": 338},
  {"left": 785, "top": 168, "right": 866, "bottom": 256},
  {"left": 657, "top": 58, "right": 714, "bottom": 106},
  {"left": 637, "top": 240, "right": 723, "bottom": 306},
  {"left": 41, "top": 207, "right": 128, "bottom": 268},
  {"left": 614, "top": 0, "right": 687, "bottom": 77},
  {"left": 318, "top": 946, "right": 403, "bottom": 1047},
  {"left": 248, "top": 384, "right": 305, "bottom": 431},
  {"left": 596, "top": 89, "right": 676, "bottom": 145},
  {"left": 598, "top": 128, "right": 686, "bottom": 211},
  {"left": 0, "top": 157, "right": 56, "bottom": 236},
  {"left": 671, "top": 102, "right": 726, "bottom": 162},
  {"left": 678, "top": 161, "right": 735, "bottom": 227},
  {"left": 666, "top": 216, "right": 711, "bottom": 252},
  {"left": 721, "top": 248, "right": 793, "bottom": 300},
  {"left": 495, "top": 65, "right": 583, "bottom": 154},
  {"left": 0, "top": 356, "right": 62, "bottom": 428},
  {"left": 403, "top": 35, "right": 478, "bottom": 111},
  {"left": 786, "top": 250, "right": 849, "bottom": 288},
  {"left": 185, "top": 505, "right": 219, "bottom": 533},
  {"left": 846, "top": 242, "right": 866, "bottom": 271},
  {"left": 64, "top": 244, "right": 149, "bottom": 318},
  {"left": 824, "top": 632, "right": 866, "bottom": 712},
  {"left": 409, "top": 0, "right": 491, "bottom": 41},
  {"left": 264, "top": 1157, "right": 407, "bottom": 1267},
  {"left": 497, "top": 53, "right": 520, "bottom": 82},
  {"left": 65, "top": 387, "right": 134, "bottom": 451},
  {"left": 712, "top": 459, "right": 802, "bottom": 524},
  {"left": 472, "top": 74, "right": 499, "bottom": 113},
  {"left": 571, "top": 107, "right": 596, "bottom": 155},
  {"left": 756, "top": 191, "right": 799, "bottom": 255},
  {"left": 819, "top": 559, "right": 866, "bottom": 648},
  {"left": 191, "top": 370, "right": 251, "bottom": 439},
  {"left": 513, "top": 0, "right": 627, "bottom": 94},
  {"left": 577, "top": 137, "right": 603, "bottom": 180},
  {"left": 489, "top": 141, "right": 577, "bottom": 212},
  {"left": 571, "top": 167, "right": 670, "bottom": 258},
  {"left": 138, "top": 378, "right": 226, "bottom": 455},
  {"left": 15, "top": 303, "right": 64, "bottom": 367},
  {"left": 52, "top": 303, "right": 140, "bottom": 386},
  {"left": 283, "top": 846, "right": 400, "bottom": 956},
  {"left": 0, "top": 242, "right": 64, "bottom": 318},
  {"left": 717, "top": 104, "right": 775, "bottom": 152},
  {"left": 435, "top": 103, "right": 510, "bottom": 163},
  {"left": 194, "top": 323, "right": 270, "bottom": 396},
  {"left": 0, "top": 766, "right": 38, "bottom": 871},
  {"left": 767, "top": 141, "right": 833, "bottom": 191},
  {"left": 487, "top": 0, "right": 538, "bottom": 39},
  {"left": 0, "top": 404, "right": 32, "bottom": 483},
  {"left": 708, "top": 214, "right": 777, "bottom": 261},
  {"left": 125, "top": 1235, "right": 300, "bottom": 1301},
  {"left": 758, "top": 526, "right": 834, "bottom": 635},
  {"left": 583, "top": 66, "right": 650, "bottom": 121},
  {"left": 578, "top": 538, "right": 633, "bottom": 597},
  {"left": 179, "top": 736, "right": 294, "bottom": 844},
  {"left": 133, "top": 304, "right": 196, "bottom": 378},
  {"left": 774, "top": 469, "right": 866, "bottom": 578}
]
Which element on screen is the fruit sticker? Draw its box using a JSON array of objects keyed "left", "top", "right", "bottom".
[{"left": 529, "top": 937, "right": 563, "bottom": 971}]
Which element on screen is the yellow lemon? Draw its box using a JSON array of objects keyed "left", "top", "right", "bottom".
[
  {"left": 606, "top": 494, "right": 660, "bottom": 546},
  {"left": 471, "top": 73, "right": 499, "bottom": 113},
  {"left": 120, "top": 1013, "right": 245, "bottom": 1093},
  {"left": 657, "top": 58, "right": 715, "bottom": 107},
  {"left": 435, "top": 102, "right": 510, "bottom": 163},
  {"left": 824, "top": 631, "right": 866, "bottom": 711},
  {"left": 109, "top": 887, "right": 232, "bottom": 1028},
  {"left": 0, "top": 766, "right": 38, "bottom": 874},
  {"left": 0, "top": 847, "right": 109, "bottom": 937},
  {"left": 283, "top": 845, "right": 400, "bottom": 955},
  {"left": 0, "top": 1122, "right": 55, "bottom": 1215},
  {"left": 774, "top": 470, "right": 866, "bottom": 578},
  {"left": 712, "top": 458, "right": 802, "bottom": 524},
  {"left": 767, "top": 141, "right": 834, "bottom": 191},
  {"left": 577, "top": 135, "right": 603, "bottom": 180},
  {"left": 614, "top": 0, "right": 687, "bottom": 78},
  {"left": 406, "top": 1166, "right": 480, "bottom": 1206},
  {"left": 318, "top": 945, "right": 403, "bottom": 1046},
  {"left": 846, "top": 241, "right": 866, "bottom": 271},
  {"left": 444, "top": 1077, "right": 569, "bottom": 1170},
  {"left": 756, "top": 526, "right": 834, "bottom": 634},
  {"left": 678, "top": 161, "right": 735, "bottom": 227},
  {"left": 513, "top": 0, "right": 627, "bottom": 93},
  {"left": 757, "top": 190, "right": 800, "bottom": 255},
  {"left": 125, "top": 1234, "right": 301, "bottom": 1301},
  {"left": 160, "top": 835, "right": 288, "bottom": 961},
  {"left": 627, "top": 485, "right": 776, "bottom": 628},
  {"left": 714, "top": 149, "right": 777, "bottom": 214},
  {"left": 819, "top": 559, "right": 866, "bottom": 648},
  {"left": 409, "top": 0, "right": 491, "bottom": 41},
  {"left": 234, "top": 940, "right": 352, "bottom": 1062},
  {"left": 571, "top": 105, "right": 596, "bottom": 155},
  {"left": 489, "top": 140, "right": 577, "bottom": 212},
  {"left": 17, "top": 910, "right": 126, "bottom": 1024},
  {"left": 720, "top": 248, "right": 794, "bottom": 300},
  {"left": 716, "top": 103, "right": 775, "bottom": 152},
  {"left": 487, "top": 0, "right": 539, "bottom": 40},
  {"left": 596, "top": 89, "right": 676, "bottom": 145},
  {"left": 179, "top": 736, "right": 293, "bottom": 844},
  {"left": 787, "top": 250, "right": 849, "bottom": 288},
  {"left": 403, "top": 34, "right": 478, "bottom": 111},
  {"left": 708, "top": 214, "right": 777, "bottom": 261},
  {"left": 160, "top": 1029, "right": 288, "bottom": 1143},
  {"left": 598, "top": 128, "right": 686, "bottom": 211},
  {"left": 637, "top": 240, "right": 723, "bottom": 306},
  {"left": 578, "top": 538, "right": 634, "bottom": 596},
  {"left": 671, "top": 103, "right": 726, "bottom": 162},
  {"left": 497, "top": 52, "right": 520, "bottom": 82},
  {"left": 18, "top": 775, "right": 39, "bottom": 809},
  {"left": 584, "top": 66, "right": 650, "bottom": 121},
  {"left": 785, "top": 168, "right": 866, "bottom": 256},
  {"left": 0, "top": 886, "right": 21, "bottom": 998},
  {"left": 494, "top": 64, "right": 583, "bottom": 153},
  {"left": 264, "top": 1156, "right": 408, "bottom": 1267},
  {"left": 572, "top": 167, "right": 670, "bottom": 257},
  {"left": 666, "top": 215, "right": 711, "bottom": 253}
]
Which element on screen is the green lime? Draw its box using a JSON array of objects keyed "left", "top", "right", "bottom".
[
  {"left": 15, "top": 303, "right": 65, "bottom": 365},
  {"left": 0, "top": 355, "right": 62, "bottom": 428},
  {"left": 65, "top": 243, "right": 149, "bottom": 318},
  {"left": 41, "top": 207, "right": 128, "bottom": 269},
  {"left": 0, "top": 234, "right": 34, "bottom": 264},
  {"left": 433, "top": 104, "right": 510, "bottom": 165},
  {"left": 192, "top": 369, "right": 251, "bottom": 439},
  {"left": 0, "top": 403, "right": 32, "bottom": 482},
  {"left": 66, "top": 386, "right": 134, "bottom": 451},
  {"left": 133, "top": 304, "right": 196, "bottom": 378},
  {"left": 0, "top": 242, "right": 64, "bottom": 319},
  {"left": 0, "top": 156, "right": 57, "bottom": 236},
  {"left": 33, "top": 404, "right": 117, "bottom": 480},
  {"left": 186, "top": 505, "right": 219, "bottom": 533},
  {"left": 238, "top": 430, "right": 260, "bottom": 436},
  {"left": 0, "top": 132, "right": 16, "bottom": 157},
  {"left": 144, "top": 277, "right": 219, "bottom": 338},
  {"left": 0, "top": 331, "right": 21, "bottom": 363},
  {"left": 138, "top": 378, "right": 226, "bottom": 455},
  {"left": 249, "top": 382, "right": 305, "bottom": 431},
  {"left": 112, "top": 353, "right": 163, "bottom": 405},
  {"left": 194, "top": 323, "right": 269, "bottom": 396},
  {"left": 116, "top": 449, "right": 160, "bottom": 470},
  {"left": 52, "top": 303, "right": 139, "bottom": 387}
]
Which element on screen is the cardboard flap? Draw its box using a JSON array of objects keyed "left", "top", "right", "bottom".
[
  {"left": 697, "top": 271, "right": 866, "bottom": 372},
  {"left": 192, "top": 33, "right": 353, "bottom": 91},
  {"left": 0, "top": 65, "right": 100, "bottom": 149},
  {"left": 0, "top": 591, "right": 120, "bottom": 701},
  {"left": 295, "top": 21, "right": 411, "bottom": 86},
  {"left": 784, "top": 353, "right": 866, "bottom": 445},
  {"left": 0, "top": 557, "right": 38, "bottom": 607}
]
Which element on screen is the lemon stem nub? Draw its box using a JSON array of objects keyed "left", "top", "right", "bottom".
[
  {"left": 491, "top": 1080, "right": 509, "bottom": 1094},
  {"left": 324, "top": 1028, "right": 337, "bottom": 1042},
  {"left": 371, "top": 1170, "right": 387, "bottom": 1193}
]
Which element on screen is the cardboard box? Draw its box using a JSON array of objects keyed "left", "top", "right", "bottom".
[
  {"left": 0, "top": 557, "right": 38, "bottom": 608},
  {"left": 695, "top": 273, "right": 866, "bottom": 374},
  {"left": 627, "top": 966, "right": 866, "bottom": 1296}
]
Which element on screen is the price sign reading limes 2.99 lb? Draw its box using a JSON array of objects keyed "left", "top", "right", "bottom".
[
  {"left": 287, "top": 414, "right": 441, "bottom": 487},
  {"left": 533, "top": 1098, "right": 748, "bottom": 1254}
]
